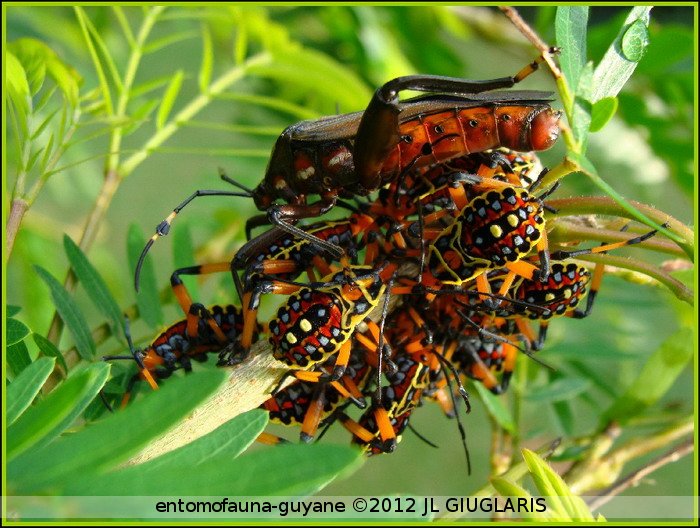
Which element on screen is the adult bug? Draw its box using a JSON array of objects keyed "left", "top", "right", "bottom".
[{"left": 134, "top": 50, "right": 561, "bottom": 289}]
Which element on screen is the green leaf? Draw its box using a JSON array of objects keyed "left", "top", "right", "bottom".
[
  {"left": 8, "top": 305, "right": 22, "bottom": 317},
  {"left": 10, "top": 37, "right": 81, "bottom": 107},
  {"left": 6, "top": 51, "right": 31, "bottom": 119},
  {"left": 603, "top": 327, "right": 693, "bottom": 424},
  {"left": 589, "top": 96, "right": 618, "bottom": 132},
  {"left": 6, "top": 363, "right": 110, "bottom": 461},
  {"left": 34, "top": 265, "right": 96, "bottom": 360},
  {"left": 156, "top": 70, "right": 184, "bottom": 129},
  {"left": 198, "top": 23, "right": 213, "bottom": 92},
  {"left": 123, "top": 98, "right": 159, "bottom": 136},
  {"left": 248, "top": 45, "right": 372, "bottom": 113},
  {"left": 7, "top": 357, "right": 56, "bottom": 425},
  {"left": 74, "top": 7, "right": 113, "bottom": 115},
  {"left": 555, "top": 6, "right": 589, "bottom": 92},
  {"left": 8, "top": 341, "right": 33, "bottom": 378},
  {"left": 591, "top": 7, "right": 651, "bottom": 102},
  {"left": 7, "top": 317, "right": 30, "bottom": 346},
  {"left": 524, "top": 377, "right": 592, "bottom": 403},
  {"left": 552, "top": 400, "right": 575, "bottom": 436},
  {"left": 8, "top": 38, "right": 47, "bottom": 96},
  {"left": 33, "top": 333, "right": 69, "bottom": 373},
  {"left": 9, "top": 370, "right": 227, "bottom": 493},
  {"left": 124, "top": 409, "right": 267, "bottom": 472},
  {"left": 620, "top": 19, "right": 650, "bottom": 62},
  {"left": 490, "top": 478, "right": 545, "bottom": 520},
  {"left": 572, "top": 61, "right": 593, "bottom": 150},
  {"left": 127, "top": 224, "right": 163, "bottom": 328},
  {"left": 473, "top": 383, "right": 515, "bottom": 432},
  {"left": 63, "top": 235, "right": 124, "bottom": 341},
  {"left": 67, "top": 443, "right": 363, "bottom": 496},
  {"left": 522, "top": 448, "right": 595, "bottom": 521}
]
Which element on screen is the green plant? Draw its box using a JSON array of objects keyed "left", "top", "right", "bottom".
[{"left": 5, "top": 5, "right": 694, "bottom": 520}]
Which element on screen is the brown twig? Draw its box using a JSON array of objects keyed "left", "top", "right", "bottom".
[
  {"left": 499, "top": 6, "right": 563, "bottom": 78},
  {"left": 586, "top": 437, "right": 694, "bottom": 511},
  {"left": 6, "top": 199, "right": 28, "bottom": 257}
]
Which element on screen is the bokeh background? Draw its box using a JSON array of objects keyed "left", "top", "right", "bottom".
[{"left": 6, "top": 5, "right": 695, "bottom": 502}]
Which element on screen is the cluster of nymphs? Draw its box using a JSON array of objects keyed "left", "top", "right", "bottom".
[{"left": 113, "top": 53, "right": 657, "bottom": 463}]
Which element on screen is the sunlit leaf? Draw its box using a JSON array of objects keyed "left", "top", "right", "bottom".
[
  {"left": 7, "top": 363, "right": 110, "bottom": 460},
  {"left": 589, "top": 96, "right": 618, "bottom": 132},
  {"left": 156, "top": 70, "right": 184, "bottom": 129},
  {"left": 555, "top": 6, "right": 589, "bottom": 92},
  {"left": 8, "top": 357, "right": 56, "bottom": 425},
  {"left": 591, "top": 7, "right": 651, "bottom": 102}
]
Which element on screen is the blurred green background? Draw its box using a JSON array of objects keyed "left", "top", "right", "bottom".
[{"left": 6, "top": 5, "right": 694, "bottom": 501}]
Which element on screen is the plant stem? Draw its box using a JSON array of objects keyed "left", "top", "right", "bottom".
[
  {"left": 546, "top": 196, "right": 695, "bottom": 257},
  {"left": 586, "top": 438, "right": 694, "bottom": 511},
  {"left": 566, "top": 416, "right": 693, "bottom": 495},
  {"left": 6, "top": 199, "right": 28, "bottom": 257}
]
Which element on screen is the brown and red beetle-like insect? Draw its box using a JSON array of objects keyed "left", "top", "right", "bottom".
[{"left": 134, "top": 50, "right": 561, "bottom": 289}]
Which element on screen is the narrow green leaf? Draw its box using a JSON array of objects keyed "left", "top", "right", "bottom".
[
  {"left": 6, "top": 51, "right": 31, "bottom": 118},
  {"left": 7, "top": 317, "right": 30, "bottom": 346},
  {"left": 7, "top": 357, "right": 56, "bottom": 425},
  {"left": 133, "top": 409, "right": 267, "bottom": 472},
  {"left": 572, "top": 61, "right": 593, "bottom": 150},
  {"left": 67, "top": 443, "right": 363, "bottom": 496},
  {"left": 33, "top": 333, "right": 68, "bottom": 373},
  {"left": 591, "top": 7, "right": 651, "bottom": 102},
  {"left": 45, "top": 52, "right": 81, "bottom": 108},
  {"left": 123, "top": 99, "right": 158, "bottom": 136},
  {"left": 603, "top": 327, "right": 693, "bottom": 424},
  {"left": 552, "top": 400, "right": 575, "bottom": 436},
  {"left": 34, "top": 266, "right": 96, "bottom": 359},
  {"left": 7, "top": 363, "right": 110, "bottom": 461},
  {"left": 25, "top": 146, "right": 45, "bottom": 174},
  {"left": 74, "top": 7, "right": 113, "bottom": 114},
  {"left": 127, "top": 224, "right": 163, "bottom": 328},
  {"left": 589, "top": 96, "right": 618, "bottom": 132},
  {"left": 524, "top": 377, "right": 591, "bottom": 403},
  {"left": 620, "top": 19, "right": 650, "bottom": 62},
  {"left": 8, "top": 341, "right": 33, "bottom": 378},
  {"left": 198, "top": 23, "right": 213, "bottom": 93},
  {"left": 130, "top": 74, "right": 172, "bottom": 99},
  {"left": 156, "top": 70, "right": 183, "bottom": 129},
  {"left": 38, "top": 132, "right": 56, "bottom": 173},
  {"left": 34, "top": 83, "right": 58, "bottom": 113},
  {"left": 474, "top": 383, "right": 515, "bottom": 432},
  {"left": 8, "top": 38, "right": 48, "bottom": 96},
  {"left": 30, "top": 107, "right": 59, "bottom": 140},
  {"left": 9, "top": 371, "right": 227, "bottom": 492},
  {"left": 8, "top": 305, "right": 22, "bottom": 317},
  {"left": 555, "top": 7, "right": 589, "bottom": 92},
  {"left": 142, "top": 30, "right": 198, "bottom": 55},
  {"left": 490, "top": 478, "right": 546, "bottom": 520},
  {"left": 63, "top": 235, "right": 124, "bottom": 341},
  {"left": 522, "top": 448, "right": 594, "bottom": 521},
  {"left": 248, "top": 45, "right": 372, "bottom": 113}
]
